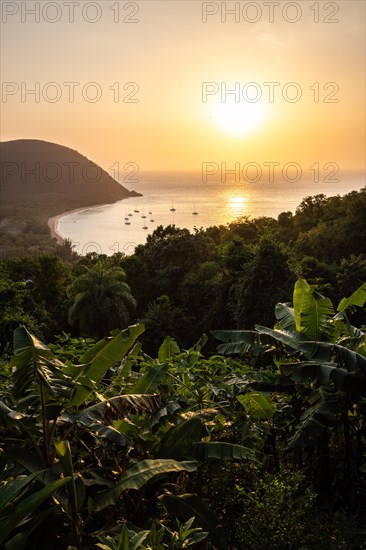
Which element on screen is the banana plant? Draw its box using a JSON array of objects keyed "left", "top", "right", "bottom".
[
  {"left": 213, "top": 279, "right": 366, "bottom": 451},
  {"left": 0, "top": 323, "right": 160, "bottom": 547},
  {"left": 96, "top": 517, "right": 208, "bottom": 550},
  {"left": 0, "top": 473, "right": 71, "bottom": 548},
  {"left": 2, "top": 327, "right": 236, "bottom": 548},
  {"left": 1, "top": 324, "right": 146, "bottom": 464}
]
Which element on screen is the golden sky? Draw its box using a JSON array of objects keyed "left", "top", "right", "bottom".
[{"left": 1, "top": 1, "right": 365, "bottom": 174}]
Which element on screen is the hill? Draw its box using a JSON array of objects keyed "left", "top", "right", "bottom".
[
  {"left": 0, "top": 139, "right": 140, "bottom": 208},
  {"left": 0, "top": 139, "right": 141, "bottom": 257}
]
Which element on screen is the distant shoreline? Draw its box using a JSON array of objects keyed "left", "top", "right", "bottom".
[
  {"left": 47, "top": 200, "right": 131, "bottom": 245},
  {"left": 48, "top": 207, "right": 92, "bottom": 245}
]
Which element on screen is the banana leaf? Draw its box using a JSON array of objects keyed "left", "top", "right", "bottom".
[{"left": 94, "top": 459, "right": 198, "bottom": 512}]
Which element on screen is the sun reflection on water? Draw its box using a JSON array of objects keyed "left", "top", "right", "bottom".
[{"left": 227, "top": 196, "right": 248, "bottom": 219}]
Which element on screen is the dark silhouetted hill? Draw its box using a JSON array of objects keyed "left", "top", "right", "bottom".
[
  {"left": 0, "top": 139, "right": 141, "bottom": 257},
  {"left": 0, "top": 139, "right": 140, "bottom": 211}
]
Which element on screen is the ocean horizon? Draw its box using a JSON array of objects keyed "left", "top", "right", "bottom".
[{"left": 57, "top": 171, "right": 365, "bottom": 256}]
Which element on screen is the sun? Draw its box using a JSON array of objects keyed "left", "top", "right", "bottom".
[{"left": 212, "top": 100, "right": 266, "bottom": 136}]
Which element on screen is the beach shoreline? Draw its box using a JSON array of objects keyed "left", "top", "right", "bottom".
[
  {"left": 47, "top": 189, "right": 142, "bottom": 247},
  {"left": 47, "top": 215, "right": 64, "bottom": 245},
  {"left": 47, "top": 203, "right": 122, "bottom": 246}
]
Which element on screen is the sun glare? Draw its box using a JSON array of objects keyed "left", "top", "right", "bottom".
[
  {"left": 230, "top": 197, "right": 246, "bottom": 205},
  {"left": 228, "top": 196, "right": 248, "bottom": 217},
  {"left": 212, "top": 100, "right": 266, "bottom": 136}
]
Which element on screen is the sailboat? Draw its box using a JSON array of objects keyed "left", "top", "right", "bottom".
[
  {"left": 192, "top": 203, "right": 198, "bottom": 215},
  {"left": 170, "top": 202, "right": 176, "bottom": 212},
  {"left": 142, "top": 224, "right": 148, "bottom": 230},
  {"left": 141, "top": 209, "right": 146, "bottom": 219}
]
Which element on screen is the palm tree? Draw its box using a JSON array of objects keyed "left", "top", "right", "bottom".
[{"left": 68, "top": 262, "right": 136, "bottom": 338}]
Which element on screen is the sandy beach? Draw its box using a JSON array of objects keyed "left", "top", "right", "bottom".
[
  {"left": 48, "top": 214, "right": 66, "bottom": 245},
  {"left": 47, "top": 195, "right": 139, "bottom": 247},
  {"left": 47, "top": 206, "right": 100, "bottom": 245}
]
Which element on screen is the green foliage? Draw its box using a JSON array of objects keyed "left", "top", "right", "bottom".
[
  {"left": 0, "top": 323, "right": 164, "bottom": 547},
  {"left": 68, "top": 262, "right": 136, "bottom": 338},
  {"left": 141, "top": 296, "right": 190, "bottom": 355},
  {"left": 293, "top": 278, "right": 334, "bottom": 340},
  {"left": 211, "top": 329, "right": 264, "bottom": 357},
  {"left": 338, "top": 281, "right": 366, "bottom": 312},
  {"left": 159, "top": 494, "right": 225, "bottom": 549},
  {"left": 237, "top": 391, "right": 276, "bottom": 421},
  {"left": 214, "top": 278, "right": 366, "bottom": 511},
  {"left": 234, "top": 469, "right": 316, "bottom": 550},
  {"left": 0, "top": 474, "right": 71, "bottom": 545},
  {"left": 0, "top": 279, "right": 38, "bottom": 354},
  {"left": 2, "top": 324, "right": 265, "bottom": 548},
  {"left": 2, "top": 186, "right": 366, "bottom": 549},
  {"left": 230, "top": 237, "right": 295, "bottom": 329},
  {"left": 67, "top": 323, "right": 144, "bottom": 405},
  {"left": 158, "top": 336, "right": 180, "bottom": 362},
  {"left": 48, "top": 332, "right": 96, "bottom": 363},
  {"left": 94, "top": 460, "right": 199, "bottom": 512},
  {"left": 96, "top": 517, "right": 208, "bottom": 550},
  {"left": 162, "top": 516, "right": 208, "bottom": 549},
  {"left": 0, "top": 255, "right": 73, "bottom": 344}
]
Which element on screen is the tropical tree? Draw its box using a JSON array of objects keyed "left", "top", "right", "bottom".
[
  {"left": 143, "top": 225, "right": 213, "bottom": 297},
  {"left": 68, "top": 261, "right": 136, "bottom": 338},
  {"left": 1, "top": 254, "right": 73, "bottom": 341},
  {"left": 178, "top": 261, "right": 230, "bottom": 333},
  {"left": 141, "top": 295, "right": 190, "bottom": 354},
  {"left": 0, "top": 278, "right": 37, "bottom": 353},
  {"left": 230, "top": 237, "right": 295, "bottom": 329},
  {"left": 214, "top": 278, "right": 366, "bottom": 499},
  {"left": 293, "top": 193, "right": 328, "bottom": 232}
]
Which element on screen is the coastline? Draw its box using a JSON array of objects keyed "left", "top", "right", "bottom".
[
  {"left": 47, "top": 190, "right": 142, "bottom": 246},
  {"left": 47, "top": 207, "right": 88, "bottom": 246},
  {"left": 47, "top": 202, "right": 125, "bottom": 246}
]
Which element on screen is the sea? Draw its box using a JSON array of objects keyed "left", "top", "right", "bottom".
[{"left": 57, "top": 171, "right": 365, "bottom": 256}]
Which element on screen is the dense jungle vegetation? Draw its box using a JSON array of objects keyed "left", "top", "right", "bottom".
[{"left": 1, "top": 188, "right": 366, "bottom": 549}]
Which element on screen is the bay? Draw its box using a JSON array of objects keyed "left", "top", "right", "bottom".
[{"left": 57, "top": 171, "right": 365, "bottom": 256}]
